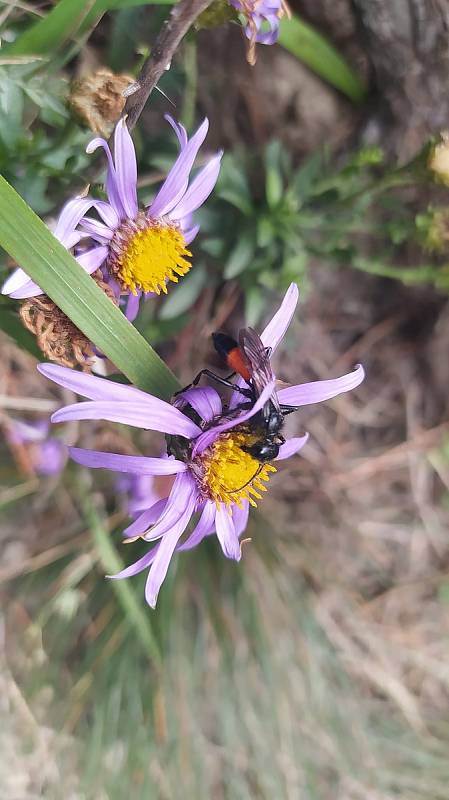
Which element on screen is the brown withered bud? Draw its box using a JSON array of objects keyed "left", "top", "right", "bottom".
[
  {"left": 70, "top": 68, "right": 134, "bottom": 137},
  {"left": 20, "top": 271, "right": 118, "bottom": 369}
]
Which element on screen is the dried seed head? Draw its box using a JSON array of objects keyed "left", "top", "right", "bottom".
[
  {"left": 70, "top": 68, "right": 133, "bottom": 137},
  {"left": 19, "top": 271, "right": 118, "bottom": 369}
]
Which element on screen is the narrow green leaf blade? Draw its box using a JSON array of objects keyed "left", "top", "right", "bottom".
[
  {"left": 8, "top": 0, "right": 174, "bottom": 57},
  {"left": 278, "top": 15, "right": 366, "bottom": 103},
  {"left": 80, "top": 490, "right": 161, "bottom": 666},
  {"left": 0, "top": 176, "right": 179, "bottom": 398},
  {"left": 7, "top": 0, "right": 94, "bottom": 56}
]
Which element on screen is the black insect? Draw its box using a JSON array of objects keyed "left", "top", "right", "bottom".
[{"left": 180, "top": 327, "right": 297, "bottom": 463}]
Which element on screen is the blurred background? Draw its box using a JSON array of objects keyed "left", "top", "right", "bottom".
[{"left": 1, "top": 1, "right": 449, "bottom": 798}]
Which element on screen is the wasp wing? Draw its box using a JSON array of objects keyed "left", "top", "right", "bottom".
[{"left": 239, "top": 328, "right": 280, "bottom": 411}]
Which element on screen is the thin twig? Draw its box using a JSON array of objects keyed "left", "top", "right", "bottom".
[{"left": 124, "top": 0, "right": 212, "bottom": 130}]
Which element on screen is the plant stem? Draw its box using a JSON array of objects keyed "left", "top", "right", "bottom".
[{"left": 124, "top": 0, "right": 212, "bottom": 130}]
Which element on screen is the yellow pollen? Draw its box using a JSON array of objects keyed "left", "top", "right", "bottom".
[
  {"left": 118, "top": 224, "right": 192, "bottom": 295},
  {"left": 199, "top": 431, "right": 276, "bottom": 508}
]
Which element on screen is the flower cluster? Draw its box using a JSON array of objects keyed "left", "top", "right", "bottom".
[{"left": 40, "top": 283, "right": 364, "bottom": 607}]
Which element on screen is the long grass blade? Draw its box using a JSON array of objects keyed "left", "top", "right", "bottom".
[
  {"left": 80, "top": 490, "right": 162, "bottom": 668},
  {"left": 7, "top": 0, "right": 174, "bottom": 57},
  {"left": 278, "top": 15, "right": 366, "bottom": 103}
]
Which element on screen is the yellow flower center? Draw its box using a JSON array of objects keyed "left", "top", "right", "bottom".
[
  {"left": 198, "top": 431, "right": 276, "bottom": 508},
  {"left": 116, "top": 222, "right": 192, "bottom": 295}
]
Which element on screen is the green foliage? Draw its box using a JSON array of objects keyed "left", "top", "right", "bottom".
[
  {"left": 0, "top": 61, "right": 89, "bottom": 213},
  {"left": 195, "top": 140, "right": 449, "bottom": 322}
]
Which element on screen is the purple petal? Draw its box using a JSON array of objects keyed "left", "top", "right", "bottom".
[
  {"left": 260, "top": 282, "right": 299, "bottom": 352},
  {"left": 128, "top": 479, "right": 166, "bottom": 517},
  {"left": 123, "top": 498, "right": 168, "bottom": 539},
  {"left": 178, "top": 501, "right": 216, "bottom": 552},
  {"left": 232, "top": 500, "right": 250, "bottom": 538},
  {"left": 277, "top": 365, "right": 365, "bottom": 407},
  {"left": 275, "top": 434, "right": 309, "bottom": 461},
  {"left": 34, "top": 439, "right": 67, "bottom": 476},
  {"left": 114, "top": 118, "right": 138, "bottom": 218},
  {"left": 65, "top": 231, "right": 82, "bottom": 249},
  {"left": 144, "top": 475, "right": 198, "bottom": 607},
  {"left": 142, "top": 472, "right": 197, "bottom": 542},
  {"left": 79, "top": 217, "right": 114, "bottom": 242},
  {"left": 38, "top": 363, "right": 167, "bottom": 404},
  {"left": 7, "top": 419, "right": 47, "bottom": 443},
  {"left": 108, "top": 547, "right": 159, "bottom": 581},
  {"left": 5, "top": 273, "right": 43, "bottom": 299},
  {"left": 169, "top": 151, "right": 223, "bottom": 221},
  {"left": 254, "top": 14, "right": 280, "bottom": 44},
  {"left": 76, "top": 246, "right": 109, "bottom": 273},
  {"left": 53, "top": 196, "right": 100, "bottom": 245},
  {"left": 193, "top": 380, "right": 275, "bottom": 456},
  {"left": 182, "top": 224, "right": 200, "bottom": 246},
  {"left": 148, "top": 118, "right": 209, "bottom": 219},
  {"left": 165, "top": 114, "right": 188, "bottom": 149},
  {"left": 69, "top": 447, "right": 186, "bottom": 475},
  {"left": 2, "top": 267, "right": 35, "bottom": 296},
  {"left": 125, "top": 292, "right": 141, "bottom": 322},
  {"left": 175, "top": 386, "right": 222, "bottom": 424},
  {"left": 92, "top": 200, "right": 120, "bottom": 229},
  {"left": 215, "top": 504, "right": 241, "bottom": 561},
  {"left": 51, "top": 400, "right": 202, "bottom": 438},
  {"left": 87, "top": 136, "right": 125, "bottom": 219}
]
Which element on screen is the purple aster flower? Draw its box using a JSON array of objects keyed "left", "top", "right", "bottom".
[
  {"left": 2, "top": 116, "right": 222, "bottom": 323},
  {"left": 79, "top": 115, "right": 222, "bottom": 321},
  {"left": 229, "top": 0, "right": 289, "bottom": 64},
  {"left": 37, "top": 283, "right": 364, "bottom": 608},
  {"left": 2, "top": 196, "right": 110, "bottom": 300},
  {"left": 5, "top": 419, "right": 67, "bottom": 477}
]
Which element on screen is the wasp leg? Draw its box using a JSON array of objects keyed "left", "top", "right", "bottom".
[
  {"left": 175, "top": 369, "right": 253, "bottom": 399},
  {"left": 280, "top": 404, "right": 298, "bottom": 416}
]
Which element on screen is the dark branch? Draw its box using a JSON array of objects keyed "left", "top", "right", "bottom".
[{"left": 124, "top": 0, "right": 213, "bottom": 130}]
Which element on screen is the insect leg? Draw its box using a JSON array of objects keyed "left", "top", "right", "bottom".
[
  {"left": 175, "top": 369, "right": 253, "bottom": 398},
  {"left": 280, "top": 404, "right": 298, "bottom": 416}
]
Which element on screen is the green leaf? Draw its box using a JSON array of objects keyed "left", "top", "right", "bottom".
[
  {"left": 7, "top": 0, "right": 95, "bottom": 56},
  {"left": 158, "top": 264, "right": 207, "bottom": 320},
  {"left": 278, "top": 15, "right": 366, "bottom": 103},
  {"left": 265, "top": 141, "right": 284, "bottom": 209},
  {"left": 0, "top": 176, "right": 179, "bottom": 398},
  {"left": 217, "top": 155, "right": 253, "bottom": 215},
  {"left": 224, "top": 232, "right": 255, "bottom": 279},
  {"left": 8, "top": 0, "right": 174, "bottom": 57}
]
